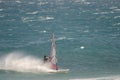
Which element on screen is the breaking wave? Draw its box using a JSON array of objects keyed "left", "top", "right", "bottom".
[
  {"left": 0, "top": 52, "right": 53, "bottom": 73},
  {"left": 69, "top": 75, "right": 120, "bottom": 80}
]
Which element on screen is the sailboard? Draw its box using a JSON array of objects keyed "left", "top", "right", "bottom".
[{"left": 48, "top": 33, "right": 69, "bottom": 73}]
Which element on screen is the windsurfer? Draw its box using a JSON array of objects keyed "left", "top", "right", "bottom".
[{"left": 43, "top": 55, "right": 49, "bottom": 63}]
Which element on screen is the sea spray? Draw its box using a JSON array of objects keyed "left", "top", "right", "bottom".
[{"left": 0, "top": 52, "right": 53, "bottom": 73}]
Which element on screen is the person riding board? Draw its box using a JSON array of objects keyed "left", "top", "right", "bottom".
[{"left": 43, "top": 55, "right": 49, "bottom": 63}]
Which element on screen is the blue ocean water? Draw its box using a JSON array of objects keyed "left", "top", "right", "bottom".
[{"left": 0, "top": 0, "right": 120, "bottom": 80}]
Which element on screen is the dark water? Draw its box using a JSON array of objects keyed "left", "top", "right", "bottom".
[{"left": 0, "top": 0, "right": 120, "bottom": 80}]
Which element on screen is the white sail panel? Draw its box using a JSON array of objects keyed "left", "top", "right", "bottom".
[{"left": 50, "top": 33, "right": 58, "bottom": 70}]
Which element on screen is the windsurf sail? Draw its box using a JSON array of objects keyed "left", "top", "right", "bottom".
[{"left": 49, "top": 33, "right": 58, "bottom": 70}]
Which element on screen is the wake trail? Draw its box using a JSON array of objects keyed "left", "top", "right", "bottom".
[
  {"left": 70, "top": 75, "right": 120, "bottom": 80},
  {"left": 0, "top": 52, "right": 53, "bottom": 73}
]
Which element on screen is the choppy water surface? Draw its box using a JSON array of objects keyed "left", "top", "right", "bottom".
[{"left": 0, "top": 0, "right": 120, "bottom": 80}]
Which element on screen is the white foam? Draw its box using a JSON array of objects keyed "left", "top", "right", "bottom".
[
  {"left": 84, "top": 30, "right": 89, "bottom": 33},
  {"left": 21, "top": 17, "right": 34, "bottom": 23},
  {"left": 74, "top": 0, "right": 90, "bottom": 5},
  {"left": 113, "top": 23, "right": 120, "bottom": 26},
  {"left": 114, "top": 9, "right": 120, "bottom": 11},
  {"left": 38, "top": 16, "right": 54, "bottom": 21},
  {"left": 70, "top": 75, "right": 120, "bottom": 80},
  {"left": 110, "top": 6, "right": 118, "bottom": 9},
  {"left": 80, "top": 46, "right": 85, "bottom": 49},
  {"left": 21, "top": 16, "right": 54, "bottom": 23},
  {"left": 45, "top": 16, "right": 54, "bottom": 20},
  {"left": 0, "top": 52, "right": 53, "bottom": 73},
  {"left": 56, "top": 37, "right": 66, "bottom": 41},
  {"left": 114, "top": 16, "right": 120, "bottom": 19},
  {"left": 55, "top": 37, "right": 75, "bottom": 41},
  {"left": 26, "top": 11, "right": 38, "bottom": 15},
  {"left": 43, "top": 30, "right": 47, "bottom": 33},
  {"left": 16, "top": 0, "right": 22, "bottom": 3},
  {"left": 93, "top": 11, "right": 114, "bottom": 15},
  {"left": 37, "top": 2, "right": 48, "bottom": 6},
  {"left": 98, "top": 12, "right": 109, "bottom": 14},
  {"left": 0, "top": 9, "right": 3, "bottom": 11}
]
